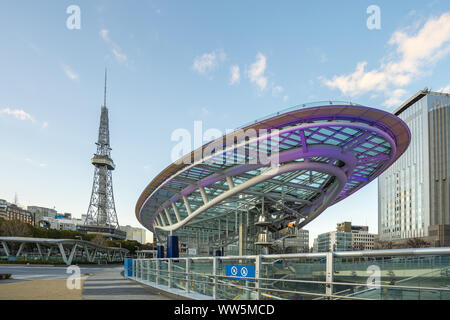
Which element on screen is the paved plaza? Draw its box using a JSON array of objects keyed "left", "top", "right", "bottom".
[{"left": 0, "top": 264, "right": 180, "bottom": 300}]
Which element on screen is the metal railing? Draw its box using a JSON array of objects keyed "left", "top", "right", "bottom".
[{"left": 127, "top": 247, "right": 450, "bottom": 300}]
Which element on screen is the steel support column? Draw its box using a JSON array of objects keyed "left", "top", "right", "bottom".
[
  {"left": 212, "top": 257, "right": 217, "bottom": 299},
  {"left": 326, "top": 252, "right": 334, "bottom": 299},
  {"left": 186, "top": 258, "right": 191, "bottom": 294},
  {"left": 58, "top": 243, "right": 68, "bottom": 265},
  {"left": 36, "top": 243, "right": 43, "bottom": 259},
  {"left": 1, "top": 241, "right": 10, "bottom": 257},
  {"left": 67, "top": 244, "right": 78, "bottom": 265},
  {"left": 172, "top": 202, "right": 181, "bottom": 222},
  {"left": 255, "top": 255, "right": 261, "bottom": 300},
  {"left": 16, "top": 242, "right": 25, "bottom": 257}
]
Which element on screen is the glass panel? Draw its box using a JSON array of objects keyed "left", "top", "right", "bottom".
[
  {"left": 333, "top": 255, "right": 450, "bottom": 300},
  {"left": 260, "top": 257, "right": 327, "bottom": 300},
  {"left": 148, "top": 260, "right": 157, "bottom": 283},
  {"left": 216, "top": 258, "right": 257, "bottom": 300},
  {"left": 190, "top": 259, "right": 214, "bottom": 297},
  {"left": 171, "top": 259, "right": 187, "bottom": 291},
  {"left": 159, "top": 260, "right": 169, "bottom": 287}
]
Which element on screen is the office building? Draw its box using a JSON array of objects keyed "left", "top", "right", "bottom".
[
  {"left": 316, "top": 222, "right": 375, "bottom": 252},
  {"left": 120, "top": 225, "right": 147, "bottom": 244},
  {"left": 27, "top": 206, "right": 58, "bottom": 228},
  {"left": 378, "top": 89, "right": 450, "bottom": 246},
  {"left": 278, "top": 227, "right": 309, "bottom": 253},
  {"left": 0, "top": 201, "right": 34, "bottom": 225}
]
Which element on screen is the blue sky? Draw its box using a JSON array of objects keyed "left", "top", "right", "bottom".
[{"left": 1, "top": 0, "right": 450, "bottom": 245}]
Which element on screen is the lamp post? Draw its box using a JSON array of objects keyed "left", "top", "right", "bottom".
[{"left": 135, "top": 246, "right": 139, "bottom": 258}]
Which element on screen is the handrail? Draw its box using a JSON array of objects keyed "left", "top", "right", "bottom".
[
  {"left": 134, "top": 247, "right": 450, "bottom": 262},
  {"left": 128, "top": 248, "right": 450, "bottom": 300}
]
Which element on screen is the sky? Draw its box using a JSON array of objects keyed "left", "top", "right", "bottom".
[{"left": 1, "top": 0, "right": 450, "bottom": 246}]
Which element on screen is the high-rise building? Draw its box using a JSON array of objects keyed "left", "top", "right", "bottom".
[{"left": 378, "top": 89, "right": 450, "bottom": 246}]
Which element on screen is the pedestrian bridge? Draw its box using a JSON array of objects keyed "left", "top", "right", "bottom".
[{"left": 0, "top": 237, "right": 128, "bottom": 265}]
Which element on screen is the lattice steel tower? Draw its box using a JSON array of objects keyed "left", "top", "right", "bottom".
[{"left": 84, "top": 71, "right": 120, "bottom": 230}]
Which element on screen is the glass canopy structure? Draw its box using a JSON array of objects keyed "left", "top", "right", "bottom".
[{"left": 136, "top": 102, "right": 411, "bottom": 256}]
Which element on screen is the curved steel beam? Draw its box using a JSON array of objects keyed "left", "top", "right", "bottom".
[
  {"left": 143, "top": 120, "right": 398, "bottom": 234},
  {"left": 151, "top": 144, "right": 358, "bottom": 225},
  {"left": 139, "top": 121, "right": 392, "bottom": 220},
  {"left": 154, "top": 161, "right": 351, "bottom": 232}
]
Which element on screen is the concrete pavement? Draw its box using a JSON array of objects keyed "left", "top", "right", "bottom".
[
  {"left": 0, "top": 264, "right": 182, "bottom": 300},
  {"left": 82, "top": 266, "right": 179, "bottom": 300}
]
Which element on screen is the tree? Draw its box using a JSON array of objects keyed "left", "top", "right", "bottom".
[
  {"left": 106, "top": 239, "right": 141, "bottom": 254},
  {"left": 91, "top": 234, "right": 107, "bottom": 247},
  {"left": 140, "top": 243, "right": 155, "bottom": 250},
  {"left": 0, "top": 219, "right": 31, "bottom": 237},
  {"left": 406, "top": 238, "right": 430, "bottom": 248},
  {"left": 352, "top": 243, "right": 366, "bottom": 251},
  {"left": 374, "top": 240, "right": 393, "bottom": 250}
]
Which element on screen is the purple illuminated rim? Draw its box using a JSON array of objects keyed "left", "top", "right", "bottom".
[{"left": 136, "top": 102, "right": 411, "bottom": 234}]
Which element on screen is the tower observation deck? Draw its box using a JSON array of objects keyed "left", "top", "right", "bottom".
[{"left": 78, "top": 71, "right": 125, "bottom": 240}]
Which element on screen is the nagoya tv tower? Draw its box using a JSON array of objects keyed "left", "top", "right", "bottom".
[{"left": 81, "top": 71, "right": 125, "bottom": 240}]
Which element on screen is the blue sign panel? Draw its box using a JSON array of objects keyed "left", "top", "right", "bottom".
[
  {"left": 225, "top": 264, "right": 255, "bottom": 282},
  {"left": 124, "top": 258, "right": 133, "bottom": 278}
]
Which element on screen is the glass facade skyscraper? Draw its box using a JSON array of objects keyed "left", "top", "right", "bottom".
[{"left": 378, "top": 89, "right": 450, "bottom": 242}]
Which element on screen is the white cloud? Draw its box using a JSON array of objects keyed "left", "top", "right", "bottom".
[
  {"left": 1, "top": 108, "right": 35, "bottom": 122},
  {"left": 439, "top": 84, "right": 450, "bottom": 93},
  {"left": 100, "top": 29, "right": 128, "bottom": 64},
  {"left": 283, "top": 95, "right": 289, "bottom": 102},
  {"left": 248, "top": 53, "right": 268, "bottom": 91},
  {"left": 42, "top": 121, "right": 48, "bottom": 129},
  {"left": 61, "top": 64, "right": 79, "bottom": 81},
  {"left": 112, "top": 48, "right": 128, "bottom": 63},
  {"left": 25, "top": 158, "right": 47, "bottom": 168},
  {"left": 383, "top": 89, "right": 408, "bottom": 108},
  {"left": 201, "top": 107, "right": 210, "bottom": 115},
  {"left": 322, "top": 12, "right": 450, "bottom": 107},
  {"left": 193, "top": 50, "right": 226, "bottom": 75},
  {"left": 100, "top": 29, "right": 110, "bottom": 42},
  {"left": 272, "top": 85, "right": 284, "bottom": 97},
  {"left": 229, "top": 65, "right": 240, "bottom": 85},
  {"left": 29, "top": 43, "right": 42, "bottom": 56}
]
